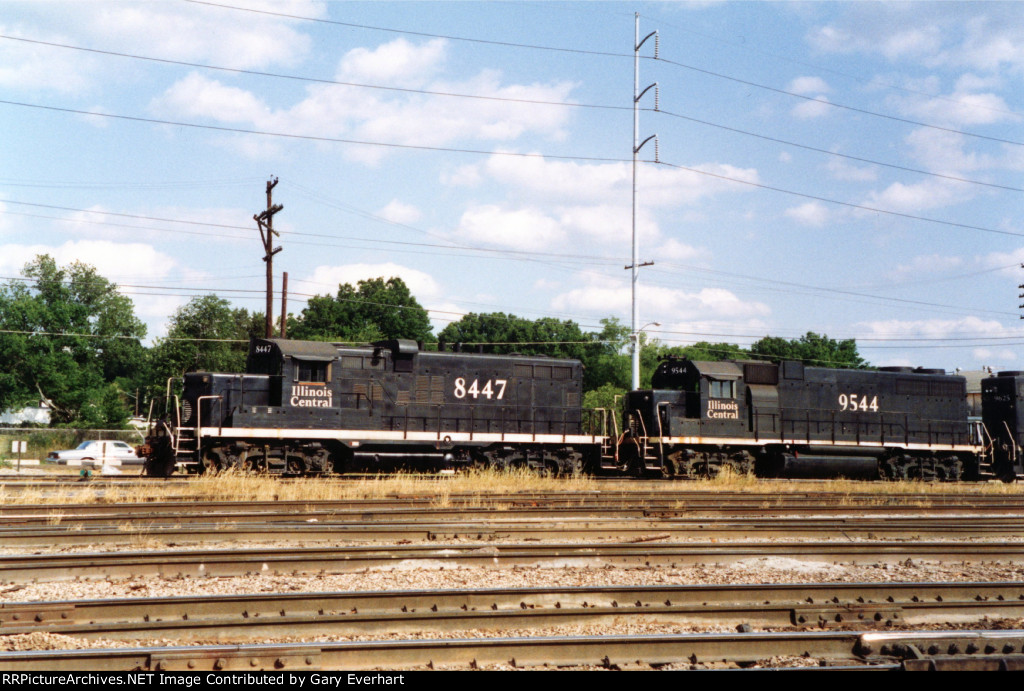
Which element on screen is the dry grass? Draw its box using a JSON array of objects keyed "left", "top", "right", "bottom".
[
  {"left": 0, "top": 467, "right": 599, "bottom": 506},
  {"left": 0, "top": 465, "right": 1021, "bottom": 508}
]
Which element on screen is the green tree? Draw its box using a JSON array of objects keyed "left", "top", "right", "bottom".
[
  {"left": 750, "top": 332, "right": 867, "bottom": 368},
  {"left": 0, "top": 255, "right": 146, "bottom": 426},
  {"left": 438, "top": 312, "right": 588, "bottom": 359},
  {"left": 579, "top": 317, "right": 630, "bottom": 391},
  {"left": 291, "top": 277, "right": 432, "bottom": 343},
  {"left": 148, "top": 295, "right": 254, "bottom": 389}
]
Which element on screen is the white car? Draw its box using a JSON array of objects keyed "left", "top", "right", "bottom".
[{"left": 46, "top": 440, "right": 141, "bottom": 467}]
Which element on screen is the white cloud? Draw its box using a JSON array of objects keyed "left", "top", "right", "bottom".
[
  {"left": 150, "top": 73, "right": 270, "bottom": 124},
  {"left": 972, "top": 348, "right": 1017, "bottom": 364},
  {"left": 981, "top": 247, "right": 1024, "bottom": 275},
  {"left": 550, "top": 276, "right": 770, "bottom": 326},
  {"left": 893, "top": 88, "right": 1018, "bottom": 127},
  {"left": 784, "top": 202, "right": 830, "bottom": 227},
  {"left": 787, "top": 76, "right": 830, "bottom": 95},
  {"left": 85, "top": 1, "right": 319, "bottom": 70},
  {"left": 862, "top": 177, "right": 974, "bottom": 214},
  {"left": 454, "top": 205, "right": 566, "bottom": 250},
  {"left": 339, "top": 38, "right": 447, "bottom": 86},
  {"left": 478, "top": 154, "right": 759, "bottom": 208},
  {"left": 858, "top": 316, "right": 1021, "bottom": 340},
  {"left": 654, "top": 238, "right": 706, "bottom": 262},
  {"left": 0, "top": 239, "right": 186, "bottom": 321},
  {"left": 891, "top": 254, "right": 965, "bottom": 280},
  {"left": 0, "top": 1, "right": 321, "bottom": 94},
  {"left": 807, "top": 5, "right": 1024, "bottom": 74},
  {"left": 378, "top": 200, "right": 422, "bottom": 225},
  {"left": 39, "top": 204, "right": 252, "bottom": 245},
  {"left": 826, "top": 157, "right": 877, "bottom": 182},
  {"left": 151, "top": 44, "right": 578, "bottom": 163},
  {"left": 0, "top": 26, "right": 97, "bottom": 94},
  {"left": 857, "top": 316, "right": 1024, "bottom": 369},
  {"left": 791, "top": 97, "right": 832, "bottom": 119}
]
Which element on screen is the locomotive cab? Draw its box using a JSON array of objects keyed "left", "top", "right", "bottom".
[{"left": 981, "top": 371, "right": 1024, "bottom": 480}]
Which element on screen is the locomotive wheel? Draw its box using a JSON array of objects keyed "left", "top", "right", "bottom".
[
  {"left": 286, "top": 455, "right": 307, "bottom": 475},
  {"left": 143, "top": 449, "right": 176, "bottom": 478},
  {"left": 617, "top": 438, "right": 645, "bottom": 478},
  {"left": 199, "top": 448, "right": 222, "bottom": 475}
]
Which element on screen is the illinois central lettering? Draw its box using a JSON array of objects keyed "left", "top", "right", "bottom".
[
  {"left": 290, "top": 385, "right": 333, "bottom": 407},
  {"left": 706, "top": 399, "right": 739, "bottom": 419}
]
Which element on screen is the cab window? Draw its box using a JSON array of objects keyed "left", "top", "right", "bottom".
[
  {"left": 295, "top": 359, "right": 329, "bottom": 383},
  {"left": 709, "top": 379, "right": 735, "bottom": 398}
]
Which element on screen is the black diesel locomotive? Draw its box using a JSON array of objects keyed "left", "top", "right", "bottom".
[
  {"left": 617, "top": 358, "right": 987, "bottom": 481},
  {"left": 141, "top": 337, "right": 1024, "bottom": 481},
  {"left": 141, "top": 338, "right": 600, "bottom": 477}
]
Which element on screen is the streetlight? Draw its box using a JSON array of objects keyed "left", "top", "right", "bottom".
[{"left": 632, "top": 321, "right": 660, "bottom": 390}]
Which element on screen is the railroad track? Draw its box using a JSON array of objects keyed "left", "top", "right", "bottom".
[
  {"left": 6, "top": 499, "right": 1024, "bottom": 525},
  {"left": 3, "top": 581, "right": 1024, "bottom": 642},
  {"left": 5, "top": 480, "right": 1024, "bottom": 671},
  {"left": 2, "top": 540, "right": 1023, "bottom": 584},
  {"left": 3, "top": 629, "right": 1024, "bottom": 670},
  {"left": 3, "top": 516, "right": 1024, "bottom": 548}
]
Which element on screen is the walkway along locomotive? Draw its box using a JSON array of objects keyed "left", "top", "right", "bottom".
[{"left": 139, "top": 337, "right": 1024, "bottom": 481}]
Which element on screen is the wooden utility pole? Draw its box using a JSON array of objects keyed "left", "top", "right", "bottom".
[{"left": 254, "top": 177, "right": 283, "bottom": 338}]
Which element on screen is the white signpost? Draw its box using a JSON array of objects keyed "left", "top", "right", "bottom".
[{"left": 11, "top": 440, "right": 26, "bottom": 472}]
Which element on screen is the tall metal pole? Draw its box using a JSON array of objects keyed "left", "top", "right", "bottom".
[
  {"left": 632, "top": 13, "right": 640, "bottom": 392},
  {"left": 630, "top": 14, "right": 658, "bottom": 390}
]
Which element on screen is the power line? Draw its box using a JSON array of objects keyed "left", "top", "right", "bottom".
[
  {"left": 3, "top": 96, "right": 1019, "bottom": 241},
  {"left": 182, "top": 2, "right": 1019, "bottom": 145},
  {"left": 0, "top": 34, "right": 624, "bottom": 113},
  {"left": 654, "top": 56, "right": 1024, "bottom": 148},
  {"left": 2, "top": 195, "right": 1016, "bottom": 323},
  {"left": 0, "top": 98, "right": 630, "bottom": 163},
  {"left": 5, "top": 35, "right": 1015, "bottom": 195},
  {"left": 185, "top": 0, "right": 633, "bottom": 59},
  {"left": 653, "top": 108, "right": 1024, "bottom": 194},
  {"left": 652, "top": 159, "right": 1024, "bottom": 239},
  {"left": 648, "top": 13, "right": 1021, "bottom": 120}
]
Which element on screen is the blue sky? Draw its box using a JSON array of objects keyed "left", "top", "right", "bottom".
[{"left": 1, "top": 1, "right": 1021, "bottom": 372}]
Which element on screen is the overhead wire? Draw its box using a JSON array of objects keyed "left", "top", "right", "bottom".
[{"left": 1, "top": 34, "right": 1016, "bottom": 194}]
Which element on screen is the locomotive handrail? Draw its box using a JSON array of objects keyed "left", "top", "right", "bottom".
[
  {"left": 655, "top": 401, "right": 669, "bottom": 466},
  {"left": 1003, "top": 421, "right": 1018, "bottom": 469},
  {"left": 195, "top": 395, "right": 224, "bottom": 446},
  {"left": 768, "top": 405, "right": 971, "bottom": 449}
]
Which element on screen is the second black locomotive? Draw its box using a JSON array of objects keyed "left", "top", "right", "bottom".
[{"left": 614, "top": 357, "right": 984, "bottom": 481}]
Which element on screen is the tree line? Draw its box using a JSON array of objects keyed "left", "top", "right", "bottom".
[{"left": 0, "top": 256, "right": 867, "bottom": 428}]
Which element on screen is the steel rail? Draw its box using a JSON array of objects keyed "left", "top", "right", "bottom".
[
  {"left": 3, "top": 581, "right": 1024, "bottom": 641},
  {"left": 3, "top": 517, "right": 1024, "bottom": 548},
  {"left": 3, "top": 629, "right": 1024, "bottom": 671},
  {"left": 5, "top": 489, "right": 1024, "bottom": 511},
  {"left": 3, "top": 541, "right": 1024, "bottom": 584},
  {"left": 6, "top": 500, "right": 1024, "bottom": 522}
]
